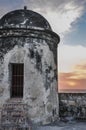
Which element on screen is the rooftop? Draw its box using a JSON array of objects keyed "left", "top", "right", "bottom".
[{"left": 0, "top": 7, "right": 52, "bottom": 30}]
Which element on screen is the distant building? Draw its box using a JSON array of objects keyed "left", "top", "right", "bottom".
[{"left": 0, "top": 7, "right": 60, "bottom": 128}]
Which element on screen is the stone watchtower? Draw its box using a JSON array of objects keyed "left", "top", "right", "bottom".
[{"left": 0, "top": 7, "right": 60, "bottom": 128}]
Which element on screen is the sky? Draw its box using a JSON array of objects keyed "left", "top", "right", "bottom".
[{"left": 0, "top": 0, "right": 86, "bottom": 92}]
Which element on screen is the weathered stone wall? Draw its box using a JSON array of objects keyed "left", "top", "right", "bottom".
[
  {"left": 59, "top": 93, "right": 86, "bottom": 119},
  {"left": 0, "top": 33, "right": 59, "bottom": 124}
]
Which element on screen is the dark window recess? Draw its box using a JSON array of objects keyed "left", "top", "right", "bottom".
[{"left": 11, "top": 64, "right": 24, "bottom": 98}]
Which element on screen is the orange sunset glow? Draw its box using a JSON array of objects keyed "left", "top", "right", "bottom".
[{"left": 58, "top": 45, "right": 86, "bottom": 92}]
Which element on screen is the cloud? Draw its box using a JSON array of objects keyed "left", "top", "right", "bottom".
[
  {"left": 23, "top": 0, "right": 85, "bottom": 36},
  {"left": 59, "top": 63, "right": 86, "bottom": 92},
  {"left": 23, "top": 0, "right": 85, "bottom": 11},
  {"left": 58, "top": 44, "right": 86, "bottom": 92},
  {"left": 0, "top": 0, "right": 23, "bottom": 18},
  {"left": 0, "top": 1, "right": 86, "bottom": 92},
  {"left": 58, "top": 45, "right": 86, "bottom": 72},
  {"left": 0, "top": 0, "right": 85, "bottom": 37}
]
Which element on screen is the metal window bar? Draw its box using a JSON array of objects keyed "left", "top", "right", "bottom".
[{"left": 11, "top": 64, "right": 24, "bottom": 98}]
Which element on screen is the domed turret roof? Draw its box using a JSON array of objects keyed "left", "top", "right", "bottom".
[{"left": 0, "top": 8, "right": 51, "bottom": 30}]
